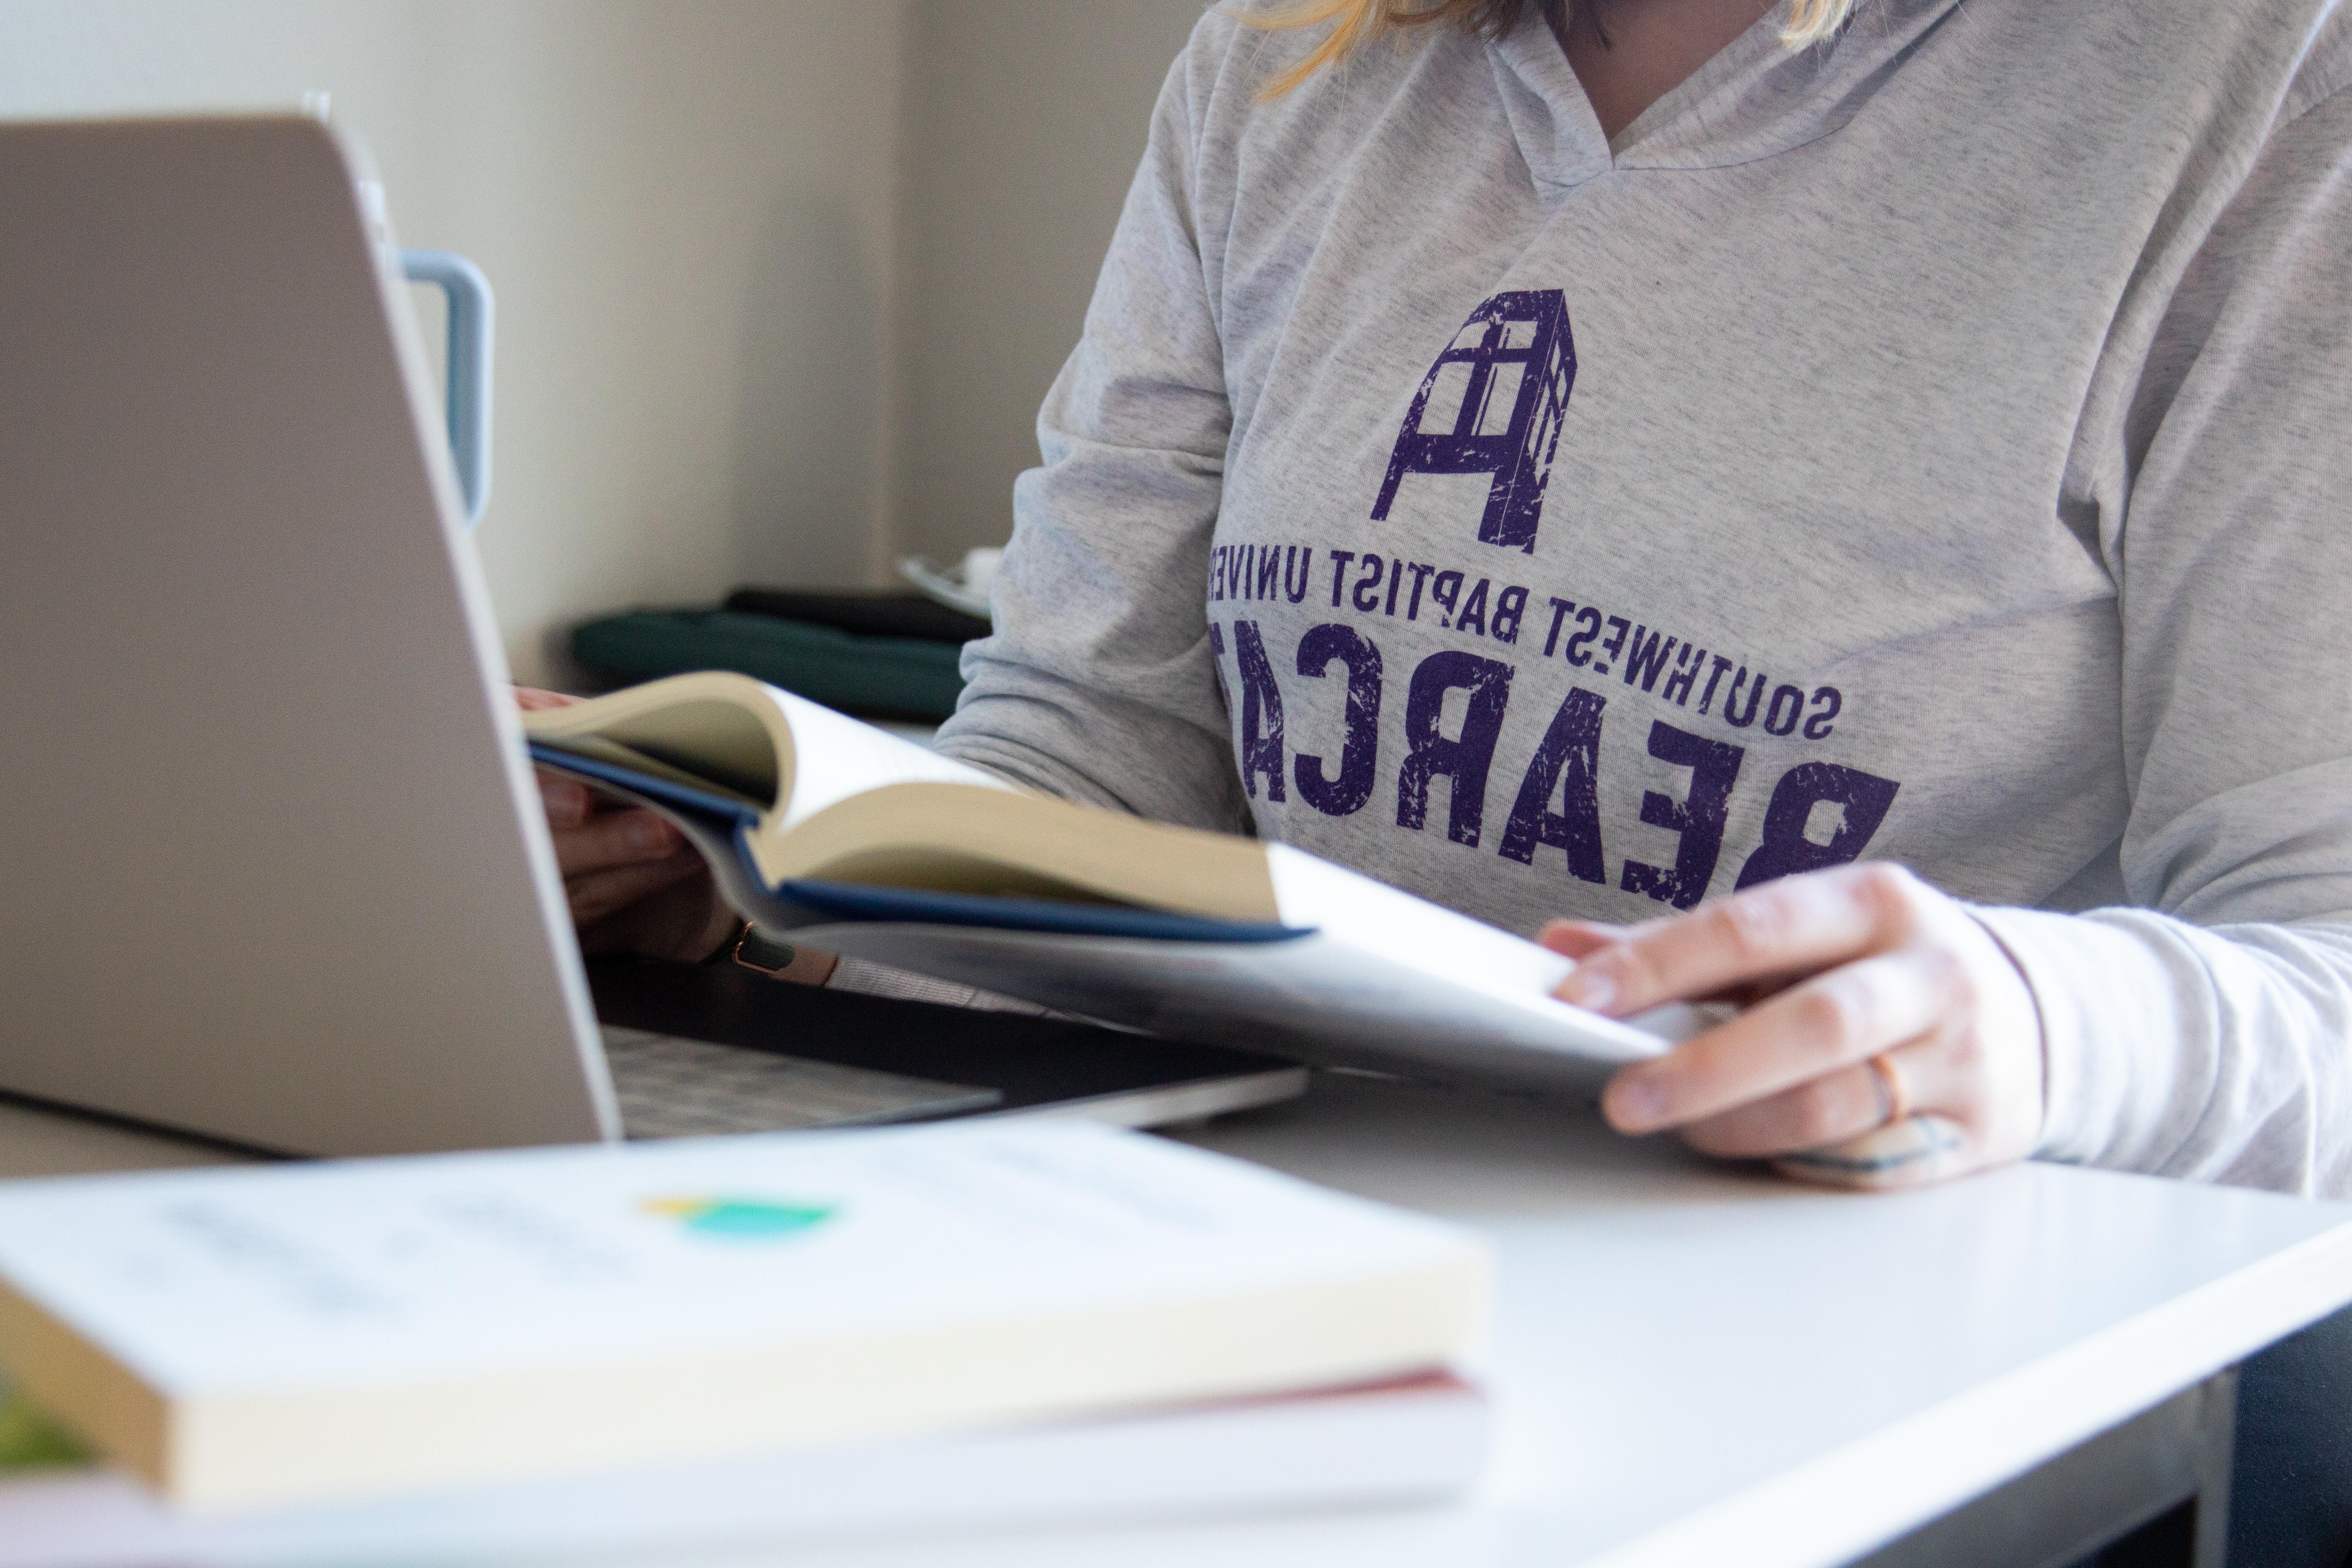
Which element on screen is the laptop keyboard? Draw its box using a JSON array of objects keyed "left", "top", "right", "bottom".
[{"left": 599, "top": 1026, "right": 1003, "bottom": 1139}]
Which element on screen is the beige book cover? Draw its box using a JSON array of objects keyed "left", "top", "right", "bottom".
[{"left": 0, "top": 1122, "right": 1486, "bottom": 1515}]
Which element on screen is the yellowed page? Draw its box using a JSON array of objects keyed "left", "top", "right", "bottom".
[
  {"left": 517, "top": 671, "right": 1005, "bottom": 819},
  {"left": 750, "top": 784, "right": 1279, "bottom": 922}
]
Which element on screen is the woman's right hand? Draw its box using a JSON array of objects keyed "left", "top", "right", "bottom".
[{"left": 518, "top": 687, "right": 734, "bottom": 962}]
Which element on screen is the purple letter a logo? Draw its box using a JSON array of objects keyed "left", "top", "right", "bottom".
[{"left": 1372, "top": 290, "right": 1576, "bottom": 554}]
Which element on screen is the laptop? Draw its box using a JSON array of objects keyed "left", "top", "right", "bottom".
[{"left": 0, "top": 113, "right": 1304, "bottom": 1158}]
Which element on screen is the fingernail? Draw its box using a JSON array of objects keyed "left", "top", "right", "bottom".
[
  {"left": 1607, "top": 1077, "right": 1665, "bottom": 1132},
  {"left": 1557, "top": 964, "right": 1614, "bottom": 1011},
  {"left": 626, "top": 817, "right": 670, "bottom": 854}
]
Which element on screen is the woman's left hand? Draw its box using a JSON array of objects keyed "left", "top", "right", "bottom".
[{"left": 1541, "top": 863, "right": 2046, "bottom": 1189}]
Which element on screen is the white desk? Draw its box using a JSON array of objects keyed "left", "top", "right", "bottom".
[{"left": 6, "top": 1072, "right": 2351, "bottom": 1568}]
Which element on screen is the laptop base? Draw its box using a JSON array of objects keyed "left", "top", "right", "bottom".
[{"left": 588, "top": 958, "right": 1308, "bottom": 1134}]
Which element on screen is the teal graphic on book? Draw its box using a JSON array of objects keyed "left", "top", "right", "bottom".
[{"left": 640, "top": 1196, "right": 836, "bottom": 1239}]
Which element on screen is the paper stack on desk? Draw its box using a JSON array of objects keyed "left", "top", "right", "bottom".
[{"left": 0, "top": 1122, "right": 1490, "bottom": 1561}]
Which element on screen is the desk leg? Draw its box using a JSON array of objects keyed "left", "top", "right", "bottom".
[{"left": 1845, "top": 1369, "right": 2235, "bottom": 1568}]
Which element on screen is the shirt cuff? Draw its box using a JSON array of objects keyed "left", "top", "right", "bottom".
[{"left": 1967, "top": 905, "right": 2180, "bottom": 1169}]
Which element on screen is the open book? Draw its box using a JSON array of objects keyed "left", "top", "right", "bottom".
[{"left": 522, "top": 672, "right": 1696, "bottom": 1088}]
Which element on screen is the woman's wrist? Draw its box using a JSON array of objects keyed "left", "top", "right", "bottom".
[
  {"left": 700, "top": 917, "right": 753, "bottom": 965},
  {"left": 1962, "top": 908, "right": 2053, "bottom": 1154},
  {"left": 1960, "top": 905, "right": 2152, "bottom": 1170}
]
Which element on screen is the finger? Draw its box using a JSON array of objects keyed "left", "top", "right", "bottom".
[
  {"left": 565, "top": 848, "right": 704, "bottom": 925},
  {"left": 1772, "top": 1114, "right": 1976, "bottom": 1191},
  {"left": 577, "top": 865, "right": 729, "bottom": 959},
  {"left": 1556, "top": 864, "right": 1920, "bottom": 1017},
  {"left": 513, "top": 686, "right": 580, "bottom": 713},
  {"left": 1536, "top": 919, "right": 1631, "bottom": 960},
  {"left": 1600, "top": 946, "right": 1964, "bottom": 1134},
  {"left": 535, "top": 769, "right": 594, "bottom": 830},
  {"left": 550, "top": 807, "right": 680, "bottom": 877},
  {"left": 1675, "top": 1039, "right": 1946, "bottom": 1159}
]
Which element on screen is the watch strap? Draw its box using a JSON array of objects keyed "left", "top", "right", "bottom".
[{"left": 729, "top": 923, "right": 801, "bottom": 978}]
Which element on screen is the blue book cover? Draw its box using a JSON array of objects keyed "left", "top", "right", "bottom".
[{"left": 527, "top": 743, "right": 1306, "bottom": 946}]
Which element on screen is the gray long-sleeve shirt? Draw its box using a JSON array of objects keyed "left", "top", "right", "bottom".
[{"left": 931, "top": 0, "right": 2352, "bottom": 1193}]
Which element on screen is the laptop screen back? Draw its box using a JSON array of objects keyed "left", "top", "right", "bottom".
[{"left": 0, "top": 116, "right": 615, "bottom": 1155}]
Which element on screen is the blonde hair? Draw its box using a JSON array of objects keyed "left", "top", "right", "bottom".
[{"left": 1242, "top": 0, "right": 1855, "bottom": 97}]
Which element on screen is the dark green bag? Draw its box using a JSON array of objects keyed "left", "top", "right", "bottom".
[{"left": 570, "top": 609, "right": 967, "bottom": 721}]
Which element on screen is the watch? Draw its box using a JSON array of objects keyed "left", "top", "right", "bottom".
[{"left": 704, "top": 919, "right": 799, "bottom": 978}]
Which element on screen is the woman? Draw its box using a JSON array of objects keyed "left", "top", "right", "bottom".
[
  {"left": 545, "top": 5, "right": 2352, "bottom": 1554},
  {"left": 553, "top": 0, "right": 2352, "bottom": 1194}
]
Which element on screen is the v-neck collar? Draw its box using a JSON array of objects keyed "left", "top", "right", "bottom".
[
  {"left": 1488, "top": 0, "right": 1967, "bottom": 200},
  {"left": 1608, "top": 4, "right": 1804, "bottom": 156},
  {"left": 1487, "top": 13, "right": 1614, "bottom": 194}
]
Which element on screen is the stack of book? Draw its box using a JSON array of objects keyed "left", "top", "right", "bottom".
[{"left": 0, "top": 1121, "right": 1492, "bottom": 1565}]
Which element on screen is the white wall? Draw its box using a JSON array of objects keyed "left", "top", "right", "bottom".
[
  {"left": 0, "top": 0, "right": 1200, "bottom": 685},
  {"left": 894, "top": 0, "right": 1210, "bottom": 565}
]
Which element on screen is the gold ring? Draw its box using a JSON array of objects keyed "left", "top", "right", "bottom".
[{"left": 1867, "top": 1053, "right": 1911, "bottom": 1129}]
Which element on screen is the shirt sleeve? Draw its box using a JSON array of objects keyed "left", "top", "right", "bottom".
[
  {"left": 929, "top": 24, "right": 1249, "bottom": 835},
  {"left": 1978, "top": 77, "right": 2352, "bottom": 1195}
]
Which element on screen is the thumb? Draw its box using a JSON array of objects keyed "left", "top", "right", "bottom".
[{"left": 513, "top": 685, "right": 580, "bottom": 713}]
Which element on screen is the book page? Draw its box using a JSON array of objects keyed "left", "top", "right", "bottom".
[
  {"left": 517, "top": 672, "right": 1010, "bottom": 823},
  {"left": 521, "top": 677, "right": 785, "bottom": 801},
  {"left": 761, "top": 686, "right": 1013, "bottom": 833}
]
